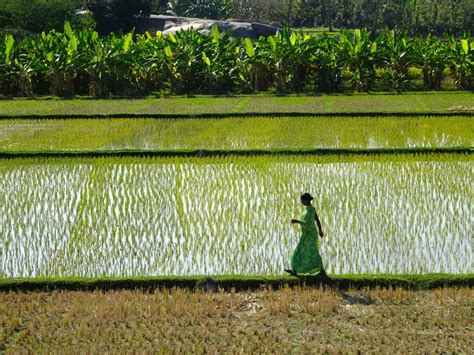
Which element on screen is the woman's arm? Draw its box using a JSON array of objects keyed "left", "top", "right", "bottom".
[
  {"left": 315, "top": 212, "right": 324, "bottom": 238},
  {"left": 292, "top": 208, "right": 313, "bottom": 225}
]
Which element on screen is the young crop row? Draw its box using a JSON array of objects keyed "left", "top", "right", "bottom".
[
  {"left": 1, "top": 116, "right": 472, "bottom": 152},
  {"left": 1, "top": 155, "right": 471, "bottom": 278},
  {"left": 0, "top": 24, "right": 472, "bottom": 97}
]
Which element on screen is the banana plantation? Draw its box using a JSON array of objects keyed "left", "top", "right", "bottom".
[{"left": 1, "top": 23, "right": 472, "bottom": 96}]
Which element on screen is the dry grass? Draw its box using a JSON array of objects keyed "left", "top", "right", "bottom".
[{"left": 1, "top": 287, "right": 472, "bottom": 353}]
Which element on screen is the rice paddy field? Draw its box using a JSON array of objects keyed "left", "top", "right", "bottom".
[
  {"left": 1, "top": 116, "right": 472, "bottom": 152},
  {"left": 1, "top": 94, "right": 473, "bottom": 352},
  {"left": 1, "top": 92, "right": 474, "bottom": 116},
  {"left": 1, "top": 154, "right": 472, "bottom": 278}
]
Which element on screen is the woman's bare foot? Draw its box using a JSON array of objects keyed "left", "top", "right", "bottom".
[{"left": 318, "top": 269, "right": 332, "bottom": 281}]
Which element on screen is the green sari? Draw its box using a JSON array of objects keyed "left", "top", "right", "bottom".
[{"left": 291, "top": 205, "right": 324, "bottom": 274}]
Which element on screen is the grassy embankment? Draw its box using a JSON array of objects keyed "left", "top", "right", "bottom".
[{"left": 0, "top": 274, "right": 473, "bottom": 292}]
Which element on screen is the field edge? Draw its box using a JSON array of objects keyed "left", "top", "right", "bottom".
[
  {"left": 1, "top": 112, "right": 473, "bottom": 120},
  {"left": 1, "top": 148, "right": 473, "bottom": 159},
  {"left": 1, "top": 274, "right": 472, "bottom": 292}
]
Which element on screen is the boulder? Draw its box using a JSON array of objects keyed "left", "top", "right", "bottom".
[
  {"left": 251, "top": 22, "right": 281, "bottom": 37},
  {"left": 142, "top": 15, "right": 281, "bottom": 39},
  {"left": 195, "top": 277, "right": 218, "bottom": 292}
]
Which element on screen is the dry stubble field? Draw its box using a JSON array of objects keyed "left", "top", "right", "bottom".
[{"left": 1, "top": 287, "right": 472, "bottom": 353}]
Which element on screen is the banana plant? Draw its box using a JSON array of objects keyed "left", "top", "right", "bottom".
[
  {"left": 105, "top": 31, "right": 148, "bottom": 95},
  {"left": 162, "top": 29, "right": 209, "bottom": 94},
  {"left": 266, "top": 28, "right": 314, "bottom": 93},
  {"left": 339, "top": 29, "right": 381, "bottom": 92},
  {"left": 411, "top": 35, "right": 448, "bottom": 90},
  {"left": 134, "top": 31, "right": 170, "bottom": 93},
  {"left": 200, "top": 25, "right": 238, "bottom": 94},
  {"left": 32, "top": 23, "right": 79, "bottom": 96},
  {"left": 79, "top": 29, "right": 120, "bottom": 96},
  {"left": 379, "top": 30, "right": 411, "bottom": 92},
  {"left": 445, "top": 32, "right": 473, "bottom": 90},
  {"left": 80, "top": 29, "right": 151, "bottom": 96},
  {"left": 1, "top": 26, "right": 472, "bottom": 96},
  {"left": 1, "top": 35, "right": 15, "bottom": 67},
  {"left": 235, "top": 36, "right": 274, "bottom": 93},
  {"left": 0, "top": 35, "right": 15, "bottom": 94},
  {"left": 8, "top": 37, "right": 42, "bottom": 96},
  {"left": 309, "top": 34, "right": 342, "bottom": 92}
]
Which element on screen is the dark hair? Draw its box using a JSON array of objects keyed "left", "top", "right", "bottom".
[{"left": 301, "top": 193, "right": 313, "bottom": 201}]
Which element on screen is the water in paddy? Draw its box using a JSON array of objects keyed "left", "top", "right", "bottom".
[{"left": 1, "top": 155, "right": 472, "bottom": 277}]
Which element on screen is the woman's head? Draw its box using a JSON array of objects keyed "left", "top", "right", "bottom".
[{"left": 300, "top": 193, "right": 313, "bottom": 205}]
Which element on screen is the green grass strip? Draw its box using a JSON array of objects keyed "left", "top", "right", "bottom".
[
  {"left": 1, "top": 93, "right": 473, "bottom": 117},
  {"left": 0, "top": 274, "right": 472, "bottom": 292},
  {"left": 1, "top": 112, "right": 473, "bottom": 120},
  {"left": 1, "top": 152, "right": 471, "bottom": 169}
]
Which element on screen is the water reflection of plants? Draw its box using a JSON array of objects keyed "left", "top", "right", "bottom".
[{"left": 1, "top": 154, "right": 471, "bottom": 277}]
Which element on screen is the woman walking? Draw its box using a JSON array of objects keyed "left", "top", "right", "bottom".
[{"left": 285, "top": 193, "right": 326, "bottom": 276}]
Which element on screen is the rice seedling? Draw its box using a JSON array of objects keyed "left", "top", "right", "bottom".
[
  {"left": 0, "top": 116, "right": 472, "bottom": 152},
  {"left": 0, "top": 287, "right": 472, "bottom": 352},
  {"left": 1, "top": 154, "right": 471, "bottom": 277}
]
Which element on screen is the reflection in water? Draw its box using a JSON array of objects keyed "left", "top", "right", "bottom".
[{"left": 1, "top": 156, "right": 472, "bottom": 277}]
